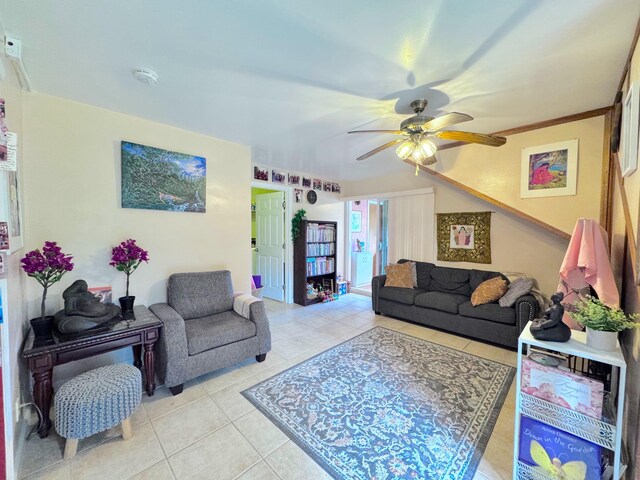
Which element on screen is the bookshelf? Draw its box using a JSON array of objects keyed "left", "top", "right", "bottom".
[
  {"left": 514, "top": 323, "right": 627, "bottom": 479},
  {"left": 294, "top": 220, "right": 337, "bottom": 306}
]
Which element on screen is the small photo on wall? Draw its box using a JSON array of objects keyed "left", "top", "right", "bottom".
[
  {"left": 302, "top": 177, "right": 312, "bottom": 188},
  {"left": 253, "top": 166, "right": 269, "bottom": 181},
  {"left": 288, "top": 174, "right": 300, "bottom": 185},
  {"left": 323, "top": 181, "right": 332, "bottom": 192},
  {"left": 294, "top": 188, "right": 303, "bottom": 203},
  {"left": 331, "top": 183, "right": 341, "bottom": 194},
  {"left": 0, "top": 222, "right": 8, "bottom": 250},
  {"left": 313, "top": 179, "right": 322, "bottom": 191},
  {"left": 272, "top": 170, "right": 286, "bottom": 183}
]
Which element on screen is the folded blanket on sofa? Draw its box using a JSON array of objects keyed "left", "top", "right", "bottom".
[
  {"left": 502, "top": 271, "right": 549, "bottom": 313},
  {"left": 233, "top": 293, "right": 262, "bottom": 319}
]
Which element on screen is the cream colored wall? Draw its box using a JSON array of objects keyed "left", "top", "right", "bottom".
[
  {"left": 435, "top": 116, "right": 605, "bottom": 234},
  {"left": 344, "top": 171, "right": 569, "bottom": 295},
  {"left": 22, "top": 93, "right": 252, "bottom": 315}
]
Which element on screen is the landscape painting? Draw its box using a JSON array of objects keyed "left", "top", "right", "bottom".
[
  {"left": 121, "top": 141, "right": 206, "bottom": 213},
  {"left": 521, "top": 139, "right": 578, "bottom": 198}
]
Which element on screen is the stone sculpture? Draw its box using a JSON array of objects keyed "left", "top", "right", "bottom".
[
  {"left": 529, "top": 291, "right": 571, "bottom": 342},
  {"left": 54, "top": 280, "right": 121, "bottom": 334}
]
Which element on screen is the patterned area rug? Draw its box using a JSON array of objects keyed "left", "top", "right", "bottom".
[{"left": 242, "top": 327, "right": 514, "bottom": 480}]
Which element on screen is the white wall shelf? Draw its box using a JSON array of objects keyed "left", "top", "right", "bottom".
[{"left": 514, "top": 322, "right": 627, "bottom": 480}]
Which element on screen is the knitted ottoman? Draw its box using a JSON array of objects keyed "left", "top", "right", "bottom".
[{"left": 54, "top": 363, "right": 141, "bottom": 459}]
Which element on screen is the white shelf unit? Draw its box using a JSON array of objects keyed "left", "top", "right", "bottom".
[{"left": 514, "top": 323, "right": 627, "bottom": 480}]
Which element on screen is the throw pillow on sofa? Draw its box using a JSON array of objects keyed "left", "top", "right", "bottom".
[
  {"left": 499, "top": 277, "right": 534, "bottom": 307},
  {"left": 385, "top": 262, "right": 414, "bottom": 288},
  {"left": 471, "top": 276, "right": 508, "bottom": 306},
  {"left": 397, "top": 259, "right": 418, "bottom": 287}
]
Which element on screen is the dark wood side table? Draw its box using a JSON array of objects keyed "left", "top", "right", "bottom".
[{"left": 22, "top": 305, "right": 162, "bottom": 438}]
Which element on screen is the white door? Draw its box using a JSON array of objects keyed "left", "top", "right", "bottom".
[{"left": 256, "top": 191, "right": 285, "bottom": 301}]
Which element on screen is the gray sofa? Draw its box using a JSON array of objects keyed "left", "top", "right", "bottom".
[
  {"left": 150, "top": 270, "right": 271, "bottom": 395},
  {"left": 372, "top": 260, "right": 538, "bottom": 349}
]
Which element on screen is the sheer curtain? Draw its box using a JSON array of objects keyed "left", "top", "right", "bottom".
[{"left": 387, "top": 192, "right": 435, "bottom": 263}]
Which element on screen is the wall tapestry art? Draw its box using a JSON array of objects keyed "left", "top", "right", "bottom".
[
  {"left": 520, "top": 139, "right": 578, "bottom": 198},
  {"left": 121, "top": 141, "right": 206, "bottom": 213},
  {"left": 437, "top": 211, "right": 491, "bottom": 263}
]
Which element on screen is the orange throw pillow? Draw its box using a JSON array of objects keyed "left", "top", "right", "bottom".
[
  {"left": 471, "top": 276, "right": 508, "bottom": 306},
  {"left": 385, "top": 263, "right": 414, "bottom": 288}
]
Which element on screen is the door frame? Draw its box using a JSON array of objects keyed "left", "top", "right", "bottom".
[
  {"left": 342, "top": 188, "right": 434, "bottom": 292},
  {"left": 252, "top": 181, "right": 293, "bottom": 303}
]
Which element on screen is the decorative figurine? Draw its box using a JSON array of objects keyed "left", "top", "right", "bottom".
[
  {"left": 529, "top": 291, "right": 571, "bottom": 342},
  {"left": 54, "top": 280, "right": 121, "bottom": 334}
]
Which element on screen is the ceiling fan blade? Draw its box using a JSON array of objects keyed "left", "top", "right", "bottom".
[
  {"left": 356, "top": 139, "right": 405, "bottom": 161},
  {"left": 421, "top": 112, "right": 473, "bottom": 132},
  {"left": 434, "top": 130, "right": 507, "bottom": 147},
  {"left": 348, "top": 129, "right": 406, "bottom": 135}
]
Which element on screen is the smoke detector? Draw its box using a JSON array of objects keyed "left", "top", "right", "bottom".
[{"left": 133, "top": 68, "right": 158, "bottom": 86}]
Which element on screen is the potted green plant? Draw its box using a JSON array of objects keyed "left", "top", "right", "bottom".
[
  {"left": 291, "top": 209, "right": 306, "bottom": 243},
  {"left": 568, "top": 296, "right": 639, "bottom": 351}
]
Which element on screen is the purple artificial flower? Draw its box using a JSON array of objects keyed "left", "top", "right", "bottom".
[
  {"left": 20, "top": 241, "right": 74, "bottom": 321},
  {"left": 110, "top": 239, "right": 149, "bottom": 297}
]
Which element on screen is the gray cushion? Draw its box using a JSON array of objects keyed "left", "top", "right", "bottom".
[
  {"left": 499, "top": 278, "right": 534, "bottom": 307},
  {"left": 184, "top": 310, "right": 257, "bottom": 355},
  {"left": 430, "top": 267, "right": 471, "bottom": 296},
  {"left": 459, "top": 301, "right": 516, "bottom": 325},
  {"left": 414, "top": 291, "right": 469, "bottom": 314},
  {"left": 470, "top": 269, "right": 508, "bottom": 291},
  {"left": 168, "top": 271, "right": 234, "bottom": 320},
  {"left": 379, "top": 287, "right": 426, "bottom": 305},
  {"left": 398, "top": 259, "right": 435, "bottom": 290}
]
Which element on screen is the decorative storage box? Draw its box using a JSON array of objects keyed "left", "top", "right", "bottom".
[
  {"left": 337, "top": 281, "right": 348, "bottom": 296},
  {"left": 521, "top": 356, "right": 604, "bottom": 419}
]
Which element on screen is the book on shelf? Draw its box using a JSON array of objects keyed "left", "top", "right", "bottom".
[
  {"left": 306, "top": 256, "right": 335, "bottom": 276},
  {"left": 519, "top": 416, "right": 601, "bottom": 479},
  {"left": 306, "top": 242, "right": 335, "bottom": 256},
  {"left": 306, "top": 223, "right": 335, "bottom": 242},
  {"left": 521, "top": 356, "right": 604, "bottom": 419}
]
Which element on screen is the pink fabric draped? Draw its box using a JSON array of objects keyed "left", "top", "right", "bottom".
[{"left": 558, "top": 218, "right": 619, "bottom": 329}]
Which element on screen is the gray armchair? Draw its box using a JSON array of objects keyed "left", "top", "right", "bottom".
[{"left": 149, "top": 270, "right": 271, "bottom": 395}]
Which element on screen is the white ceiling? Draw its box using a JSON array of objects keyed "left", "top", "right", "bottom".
[{"left": 1, "top": 1, "right": 638, "bottom": 180}]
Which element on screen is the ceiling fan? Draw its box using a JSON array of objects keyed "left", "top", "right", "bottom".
[{"left": 348, "top": 99, "right": 507, "bottom": 174}]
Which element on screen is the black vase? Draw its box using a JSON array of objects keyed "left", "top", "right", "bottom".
[
  {"left": 119, "top": 296, "right": 135, "bottom": 316},
  {"left": 30, "top": 316, "right": 54, "bottom": 338}
]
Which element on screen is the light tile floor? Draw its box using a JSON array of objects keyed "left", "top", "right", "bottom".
[{"left": 21, "top": 294, "right": 517, "bottom": 480}]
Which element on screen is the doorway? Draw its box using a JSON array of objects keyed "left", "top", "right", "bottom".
[
  {"left": 251, "top": 184, "right": 292, "bottom": 302},
  {"left": 347, "top": 199, "right": 389, "bottom": 294}
]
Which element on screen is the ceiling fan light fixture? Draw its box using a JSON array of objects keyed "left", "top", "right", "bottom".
[
  {"left": 410, "top": 147, "right": 427, "bottom": 163},
  {"left": 419, "top": 138, "right": 437, "bottom": 157},
  {"left": 395, "top": 140, "right": 414, "bottom": 160}
]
